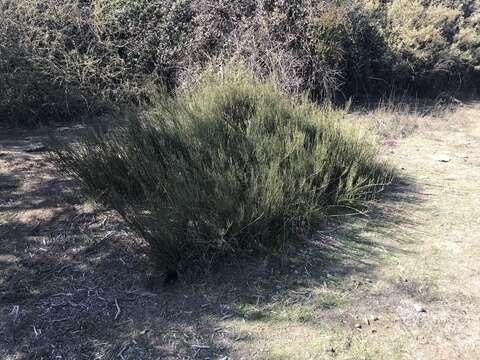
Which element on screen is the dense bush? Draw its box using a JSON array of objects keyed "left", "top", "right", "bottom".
[
  {"left": 216, "top": 1, "right": 341, "bottom": 99},
  {"left": 307, "top": 1, "right": 391, "bottom": 98},
  {"left": 56, "top": 71, "right": 393, "bottom": 273},
  {"left": 1, "top": 0, "right": 479, "bottom": 125},
  {"left": 0, "top": 0, "right": 193, "bottom": 125},
  {"left": 0, "top": 3, "right": 88, "bottom": 124},
  {"left": 385, "top": 0, "right": 480, "bottom": 90},
  {"left": 91, "top": 0, "right": 192, "bottom": 91}
]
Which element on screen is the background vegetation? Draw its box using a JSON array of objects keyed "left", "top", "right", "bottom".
[{"left": 1, "top": 0, "right": 479, "bottom": 125}]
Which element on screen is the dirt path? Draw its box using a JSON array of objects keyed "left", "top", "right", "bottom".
[
  {"left": 1, "top": 104, "right": 479, "bottom": 359},
  {"left": 375, "top": 104, "right": 480, "bottom": 359}
]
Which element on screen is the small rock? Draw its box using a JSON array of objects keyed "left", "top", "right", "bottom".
[
  {"left": 431, "top": 154, "right": 451, "bottom": 162},
  {"left": 371, "top": 329, "right": 377, "bottom": 334},
  {"left": 324, "top": 346, "right": 335, "bottom": 353},
  {"left": 354, "top": 323, "right": 362, "bottom": 329},
  {"left": 370, "top": 315, "right": 379, "bottom": 322},
  {"left": 414, "top": 304, "right": 427, "bottom": 313}
]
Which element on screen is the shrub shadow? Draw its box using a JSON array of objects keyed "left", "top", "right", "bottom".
[{"left": 0, "top": 128, "right": 425, "bottom": 359}]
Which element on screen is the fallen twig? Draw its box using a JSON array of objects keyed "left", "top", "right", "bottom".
[
  {"left": 191, "top": 344, "right": 210, "bottom": 350},
  {"left": 50, "top": 317, "right": 71, "bottom": 323},
  {"left": 114, "top": 298, "right": 121, "bottom": 320},
  {"left": 33, "top": 325, "right": 41, "bottom": 338},
  {"left": 118, "top": 343, "right": 129, "bottom": 359},
  {"left": 9, "top": 305, "right": 20, "bottom": 344},
  {"left": 30, "top": 221, "right": 42, "bottom": 234}
]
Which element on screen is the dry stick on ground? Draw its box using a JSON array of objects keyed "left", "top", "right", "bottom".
[
  {"left": 117, "top": 343, "right": 130, "bottom": 359},
  {"left": 114, "top": 298, "right": 121, "bottom": 320},
  {"left": 9, "top": 305, "right": 20, "bottom": 345}
]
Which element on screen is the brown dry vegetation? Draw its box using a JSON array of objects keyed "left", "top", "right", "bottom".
[
  {"left": 1, "top": 102, "right": 479, "bottom": 359},
  {"left": 2, "top": 0, "right": 479, "bottom": 125}
]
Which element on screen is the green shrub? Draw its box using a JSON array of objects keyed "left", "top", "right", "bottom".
[
  {"left": 92, "top": 0, "right": 192, "bottom": 91},
  {"left": 385, "top": 0, "right": 480, "bottom": 90},
  {"left": 0, "top": 1, "right": 91, "bottom": 125},
  {"left": 452, "top": 1, "right": 480, "bottom": 71},
  {"left": 0, "top": 0, "right": 192, "bottom": 125},
  {"left": 307, "top": 1, "right": 390, "bottom": 97},
  {"left": 56, "top": 69, "right": 393, "bottom": 273}
]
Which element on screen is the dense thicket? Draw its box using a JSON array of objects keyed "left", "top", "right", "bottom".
[
  {"left": 1, "top": 0, "right": 479, "bottom": 124},
  {"left": 56, "top": 71, "right": 393, "bottom": 272}
]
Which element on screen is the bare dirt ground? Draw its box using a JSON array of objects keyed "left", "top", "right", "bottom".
[{"left": 1, "top": 103, "right": 479, "bottom": 360}]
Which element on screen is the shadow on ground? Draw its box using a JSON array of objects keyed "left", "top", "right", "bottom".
[{"left": 0, "top": 127, "right": 425, "bottom": 359}]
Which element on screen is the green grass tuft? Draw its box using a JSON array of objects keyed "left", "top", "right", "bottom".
[{"left": 56, "top": 69, "right": 393, "bottom": 273}]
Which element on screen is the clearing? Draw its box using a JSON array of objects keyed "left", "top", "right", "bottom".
[{"left": 1, "top": 103, "right": 479, "bottom": 359}]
